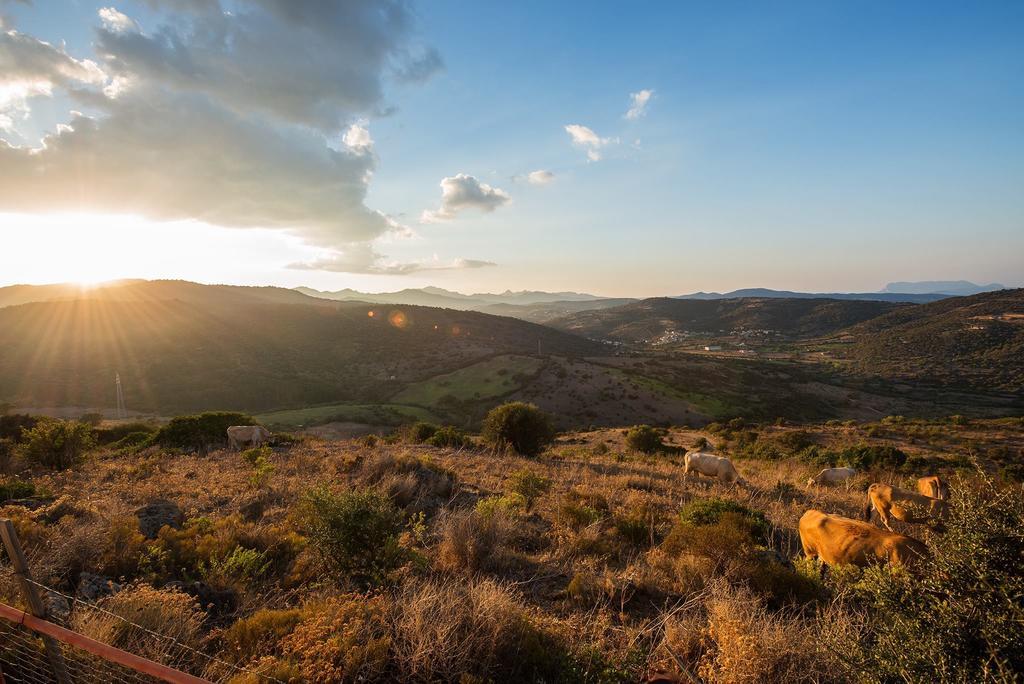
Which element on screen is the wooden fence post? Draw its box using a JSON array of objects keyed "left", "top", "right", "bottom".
[{"left": 0, "top": 519, "right": 72, "bottom": 684}]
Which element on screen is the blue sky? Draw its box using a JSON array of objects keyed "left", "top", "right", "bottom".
[{"left": 1, "top": 1, "right": 1021, "bottom": 295}]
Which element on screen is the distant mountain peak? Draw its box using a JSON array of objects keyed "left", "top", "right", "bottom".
[{"left": 881, "top": 281, "right": 1005, "bottom": 296}]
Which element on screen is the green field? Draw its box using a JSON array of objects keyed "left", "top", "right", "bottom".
[
  {"left": 391, "top": 354, "right": 545, "bottom": 407},
  {"left": 628, "top": 372, "right": 740, "bottom": 418},
  {"left": 256, "top": 402, "right": 440, "bottom": 429}
]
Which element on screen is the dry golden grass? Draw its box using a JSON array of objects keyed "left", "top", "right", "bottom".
[{"left": 1, "top": 416, "right": 1019, "bottom": 682}]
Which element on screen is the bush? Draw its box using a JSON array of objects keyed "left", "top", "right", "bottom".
[
  {"left": 404, "top": 421, "right": 438, "bottom": 442},
  {"left": 436, "top": 508, "right": 514, "bottom": 573},
  {"left": 299, "top": 487, "right": 408, "bottom": 587},
  {"left": 111, "top": 431, "right": 155, "bottom": 452},
  {"left": 391, "top": 577, "right": 561, "bottom": 682},
  {"left": 0, "top": 414, "right": 38, "bottom": 442},
  {"left": 625, "top": 425, "right": 663, "bottom": 453},
  {"left": 0, "top": 478, "right": 38, "bottom": 502},
  {"left": 72, "top": 584, "right": 205, "bottom": 666},
  {"left": 93, "top": 421, "right": 158, "bottom": 445},
  {"left": 481, "top": 402, "right": 555, "bottom": 456},
  {"left": 426, "top": 425, "right": 472, "bottom": 449},
  {"left": 221, "top": 607, "right": 303, "bottom": 664},
  {"left": 155, "top": 411, "right": 254, "bottom": 451},
  {"left": 836, "top": 444, "right": 907, "bottom": 470},
  {"left": 773, "top": 430, "right": 815, "bottom": 453},
  {"left": 843, "top": 476, "right": 1024, "bottom": 680},
  {"left": 20, "top": 419, "right": 94, "bottom": 469},
  {"left": 677, "top": 498, "right": 769, "bottom": 544},
  {"left": 508, "top": 469, "right": 551, "bottom": 512},
  {"left": 278, "top": 595, "right": 391, "bottom": 682},
  {"left": 79, "top": 412, "right": 104, "bottom": 426}
]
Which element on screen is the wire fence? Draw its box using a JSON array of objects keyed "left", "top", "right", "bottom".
[{"left": 0, "top": 519, "right": 282, "bottom": 684}]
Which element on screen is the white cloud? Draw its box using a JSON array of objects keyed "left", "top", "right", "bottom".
[
  {"left": 0, "top": 29, "right": 106, "bottom": 135},
  {"left": 93, "top": 1, "right": 441, "bottom": 132},
  {"left": 625, "top": 89, "right": 653, "bottom": 120},
  {"left": 98, "top": 7, "right": 140, "bottom": 34},
  {"left": 0, "top": 94, "right": 390, "bottom": 246},
  {"left": 0, "top": 29, "right": 106, "bottom": 94},
  {"left": 0, "top": 0, "right": 444, "bottom": 271},
  {"left": 564, "top": 123, "right": 616, "bottom": 161},
  {"left": 527, "top": 169, "right": 554, "bottom": 185},
  {"left": 343, "top": 121, "right": 373, "bottom": 153},
  {"left": 421, "top": 173, "right": 511, "bottom": 222},
  {"left": 289, "top": 244, "right": 495, "bottom": 274}
]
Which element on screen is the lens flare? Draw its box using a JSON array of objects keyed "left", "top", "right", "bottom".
[{"left": 388, "top": 310, "right": 408, "bottom": 329}]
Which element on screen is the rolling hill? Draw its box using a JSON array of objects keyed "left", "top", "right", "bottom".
[
  {"left": 0, "top": 281, "right": 600, "bottom": 414},
  {"left": 548, "top": 297, "right": 905, "bottom": 343},
  {"left": 841, "top": 288, "right": 1024, "bottom": 392},
  {"left": 675, "top": 287, "right": 948, "bottom": 304}
]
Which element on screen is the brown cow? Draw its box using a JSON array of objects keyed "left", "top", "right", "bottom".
[
  {"left": 863, "top": 483, "right": 948, "bottom": 531},
  {"left": 799, "top": 509, "right": 928, "bottom": 569},
  {"left": 916, "top": 475, "right": 949, "bottom": 500}
]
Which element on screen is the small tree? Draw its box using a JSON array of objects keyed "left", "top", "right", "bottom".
[
  {"left": 481, "top": 402, "right": 555, "bottom": 457},
  {"left": 625, "top": 425, "right": 662, "bottom": 453},
  {"left": 299, "top": 487, "right": 407, "bottom": 588},
  {"left": 155, "top": 411, "right": 254, "bottom": 451},
  {"left": 20, "top": 419, "right": 94, "bottom": 469}
]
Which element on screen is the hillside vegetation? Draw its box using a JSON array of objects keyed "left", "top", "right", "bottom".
[
  {"left": 550, "top": 297, "right": 903, "bottom": 343},
  {"left": 840, "top": 288, "right": 1024, "bottom": 392},
  {"left": 0, "top": 414, "right": 1021, "bottom": 682},
  {"left": 0, "top": 284, "right": 599, "bottom": 414}
]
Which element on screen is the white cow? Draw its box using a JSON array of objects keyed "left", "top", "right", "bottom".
[
  {"left": 684, "top": 451, "right": 744, "bottom": 485},
  {"left": 227, "top": 425, "right": 271, "bottom": 450},
  {"left": 807, "top": 467, "right": 857, "bottom": 487}
]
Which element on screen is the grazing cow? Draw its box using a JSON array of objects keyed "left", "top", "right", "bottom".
[
  {"left": 807, "top": 467, "right": 857, "bottom": 487},
  {"left": 863, "top": 483, "right": 948, "bottom": 531},
  {"left": 916, "top": 475, "right": 949, "bottom": 500},
  {"left": 799, "top": 509, "right": 928, "bottom": 569},
  {"left": 227, "top": 425, "right": 271, "bottom": 450},
  {"left": 683, "top": 451, "right": 744, "bottom": 485}
]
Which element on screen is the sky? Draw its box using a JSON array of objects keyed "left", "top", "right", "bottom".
[{"left": 1, "top": 0, "right": 1022, "bottom": 297}]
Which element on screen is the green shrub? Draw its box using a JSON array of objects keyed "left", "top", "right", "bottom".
[
  {"left": 844, "top": 476, "right": 1024, "bottom": 680},
  {"left": 111, "top": 431, "right": 155, "bottom": 453},
  {"left": 0, "top": 414, "right": 38, "bottom": 442},
  {"left": 242, "top": 446, "right": 275, "bottom": 488},
  {"left": 299, "top": 487, "right": 408, "bottom": 588},
  {"left": 744, "top": 440, "right": 785, "bottom": 461},
  {"left": 508, "top": 469, "right": 551, "bottom": 512},
  {"left": 625, "top": 425, "right": 662, "bottom": 453},
  {"left": 93, "top": 421, "right": 159, "bottom": 445},
  {"left": 677, "top": 498, "right": 769, "bottom": 544},
  {"left": 773, "top": 430, "right": 815, "bottom": 453},
  {"left": 155, "top": 412, "right": 254, "bottom": 451},
  {"left": 425, "top": 425, "right": 472, "bottom": 449},
  {"left": 558, "top": 502, "right": 603, "bottom": 530},
  {"left": 405, "top": 421, "right": 439, "bottom": 442},
  {"left": 481, "top": 402, "right": 555, "bottom": 457},
  {"left": 836, "top": 444, "right": 907, "bottom": 470},
  {"left": 20, "top": 419, "right": 94, "bottom": 469},
  {"left": 0, "top": 479, "right": 38, "bottom": 502}
]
